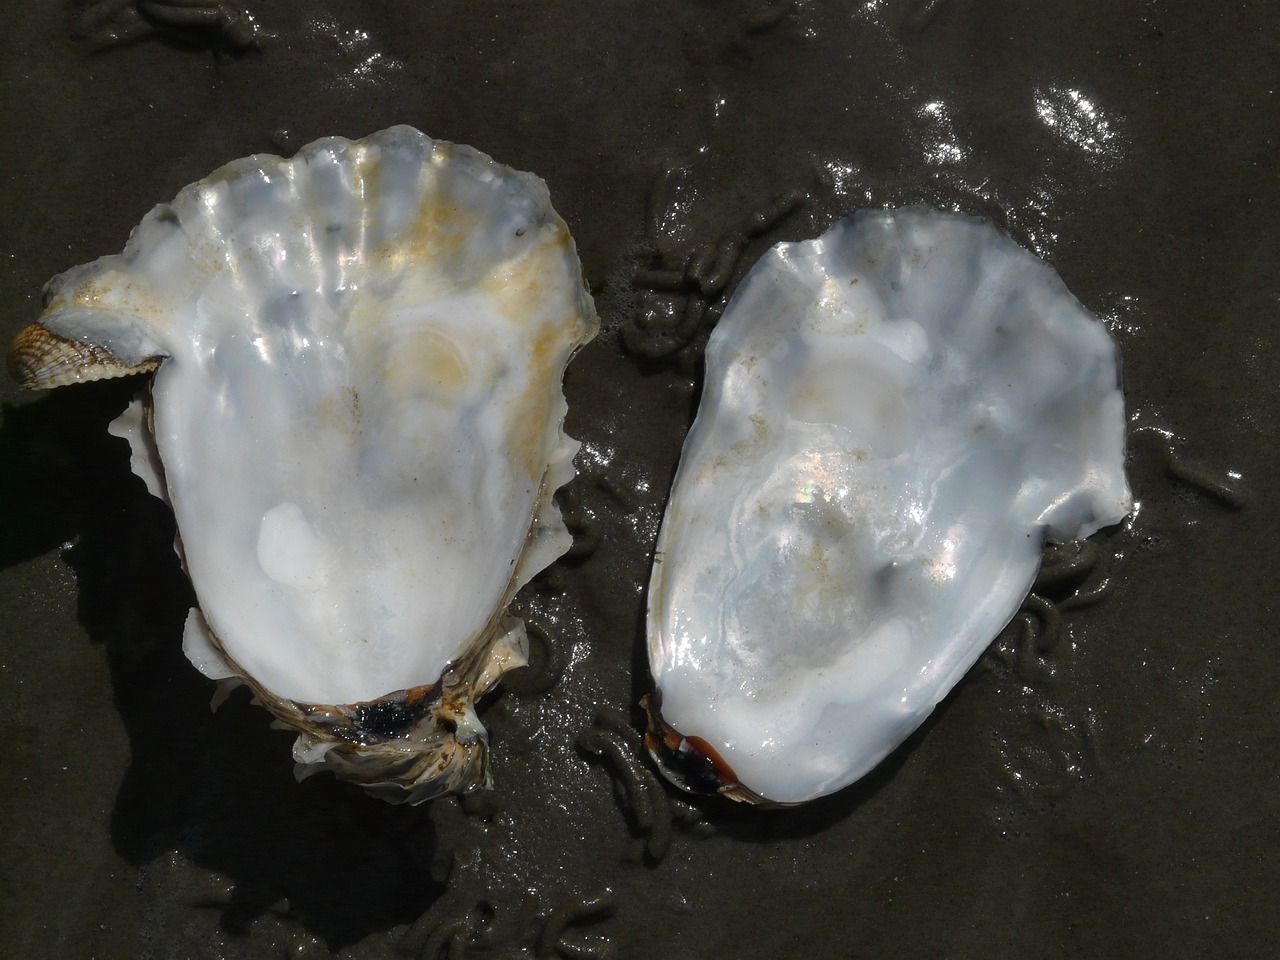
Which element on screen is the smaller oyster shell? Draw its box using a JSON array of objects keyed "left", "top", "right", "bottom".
[
  {"left": 644, "top": 206, "right": 1131, "bottom": 805},
  {"left": 9, "top": 126, "right": 598, "bottom": 802}
]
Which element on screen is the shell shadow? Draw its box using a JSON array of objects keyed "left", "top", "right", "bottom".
[
  {"left": 0, "top": 380, "right": 145, "bottom": 569},
  {"left": 690, "top": 689, "right": 958, "bottom": 842},
  {"left": 0, "top": 381, "right": 447, "bottom": 949}
]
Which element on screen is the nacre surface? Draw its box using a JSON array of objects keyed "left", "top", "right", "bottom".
[
  {"left": 644, "top": 206, "right": 1131, "bottom": 805},
  {"left": 8, "top": 126, "right": 598, "bottom": 802}
]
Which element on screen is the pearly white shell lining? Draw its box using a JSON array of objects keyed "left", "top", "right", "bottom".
[
  {"left": 646, "top": 207, "right": 1131, "bottom": 805},
  {"left": 18, "top": 126, "right": 597, "bottom": 725}
]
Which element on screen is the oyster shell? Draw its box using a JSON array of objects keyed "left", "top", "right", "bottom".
[
  {"left": 8, "top": 126, "right": 598, "bottom": 803},
  {"left": 643, "top": 207, "right": 1130, "bottom": 805}
]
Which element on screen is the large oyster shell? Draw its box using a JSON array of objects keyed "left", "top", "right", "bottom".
[
  {"left": 643, "top": 207, "right": 1130, "bottom": 806},
  {"left": 8, "top": 126, "right": 598, "bottom": 803}
]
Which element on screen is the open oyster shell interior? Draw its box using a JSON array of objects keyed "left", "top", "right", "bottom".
[
  {"left": 644, "top": 206, "right": 1131, "bottom": 806},
  {"left": 8, "top": 126, "right": 598, "bottom": 802}
]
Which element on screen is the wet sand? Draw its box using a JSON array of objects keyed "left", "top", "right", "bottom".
[{"left": 1, "top": 2, "right": 1276, "bottom": 957}]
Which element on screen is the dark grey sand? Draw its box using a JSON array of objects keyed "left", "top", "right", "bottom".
[{"left": 1, "top": 2, "right": 1276, "bottom": 957}]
